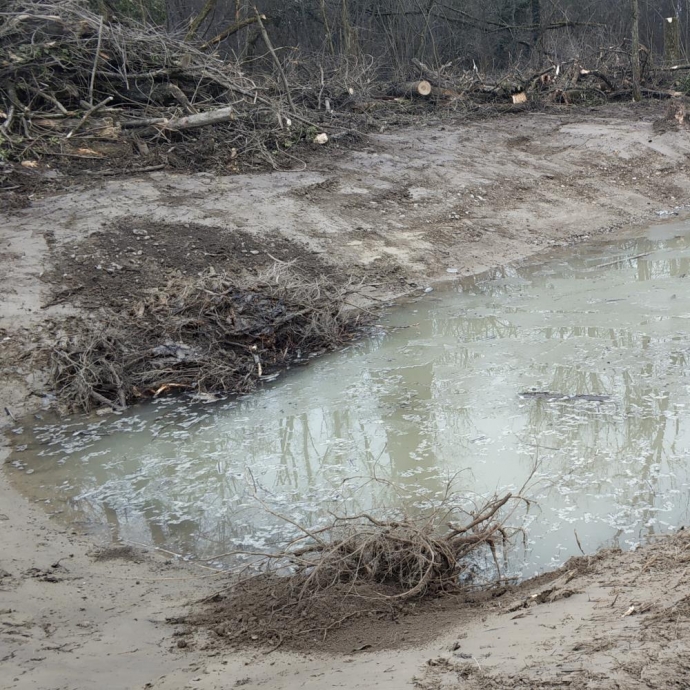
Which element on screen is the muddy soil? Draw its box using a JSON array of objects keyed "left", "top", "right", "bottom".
[
  {"left": 2, "top": 103, "right": 690, "bottom": 688},
  {"left": 163, "top": 533, "right": 690, "bottom": 690}
]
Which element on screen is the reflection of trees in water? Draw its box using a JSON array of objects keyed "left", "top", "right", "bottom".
[
  {"left": 438, "top": 315, "right": 519, "bottom": 342},
  {"left": 540, "top": 325, "right": 638, "bottom": 349},
  {"left": 636, "top": 253, "right": 690, "bottom": 282},
  {"left": 521, "top": 336, "right": 690, "bottom": 545}
]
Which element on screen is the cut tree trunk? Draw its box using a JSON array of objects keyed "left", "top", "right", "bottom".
[
  {"left": 391, "top": 81, "right": 432, "bottom": 98},
  {"left": 631, "top": 0, "right": 642, "bottom": 101},
  {"left": 665, "top": 16, "right": 681, "bottom": 65},
  {"left": 579, "top": 69, "right": 616, "bottom": 91},
  {"left": 430, "top": 86, "right": 462, "bottom": 100}
]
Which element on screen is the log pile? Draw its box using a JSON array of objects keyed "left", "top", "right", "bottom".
[{"left": 404, "top": 57, "right": 685, "bottom": 109}]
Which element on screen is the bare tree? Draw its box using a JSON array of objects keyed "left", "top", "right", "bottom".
[
  {"left": 631, "top": 0, "right": 642, "bottom": 101},
  {"left": 100, "top": 0, "right": 688, "bottom": 79}
]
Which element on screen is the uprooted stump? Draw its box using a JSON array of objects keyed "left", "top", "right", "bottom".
[
  {"left": 279, "top": 495, "right": 514, "bottom": 600},
  {"left": 49, "top": 266, "right": 365, "bottom": 412},
  {"left": 186, "top": 493, "right": 521, "bottom": 651}
]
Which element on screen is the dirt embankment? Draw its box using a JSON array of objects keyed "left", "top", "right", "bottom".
[{"left": 2, "top": 104, "right": 690, "bottom": 689}]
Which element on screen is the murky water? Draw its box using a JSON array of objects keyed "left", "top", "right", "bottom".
[{"left": 8, "top": 221, "right": 690, "bottom": 578}]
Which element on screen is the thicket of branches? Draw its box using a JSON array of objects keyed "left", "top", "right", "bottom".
[{"left": 50, "top": 266, "right": 364, "bottom": 412}]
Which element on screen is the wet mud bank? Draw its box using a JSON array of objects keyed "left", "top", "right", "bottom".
[{"left": 3, "top": 105, "right": 690, "bottom": 689}]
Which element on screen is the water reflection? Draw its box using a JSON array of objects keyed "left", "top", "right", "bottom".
[{"left": 8, "top": 226, "right": 690, "bottom": 576}]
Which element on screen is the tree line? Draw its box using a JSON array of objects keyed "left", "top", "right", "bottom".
[{"left": 94, "top": 0, "right": 689, "bottom": 74}]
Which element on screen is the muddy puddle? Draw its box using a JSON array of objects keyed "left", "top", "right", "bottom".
[{"left": 7, "top": 221, "right": 690, "bottom": 578}]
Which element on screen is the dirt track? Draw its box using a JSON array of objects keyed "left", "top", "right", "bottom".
[{"left": 2, "top": 103, "right": 690, "bottom": 689}]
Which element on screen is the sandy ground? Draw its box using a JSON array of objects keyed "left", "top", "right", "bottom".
[{"left": 2, "top": 103, "right": 690, "bottom": 688}]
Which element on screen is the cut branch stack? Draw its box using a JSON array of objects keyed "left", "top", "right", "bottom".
[
  {"left": 0, "top": 0, "right": 318, "bottom": 173},
  {"left": 401, "top": 56, "right": 686, "bottom": 110}
]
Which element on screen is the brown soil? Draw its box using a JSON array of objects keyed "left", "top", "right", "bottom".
[
  {"left": 2, "top": 102, "right": 690, "bottom": 689},
  {"left": 48, "top": 218, "right": 336, "bottom": 310},
  {"left": 185, "top": 576, "right": 492, "bottom": 656},
  {"left": 415, "top": 532, "right": 690, "bottom": 690}
]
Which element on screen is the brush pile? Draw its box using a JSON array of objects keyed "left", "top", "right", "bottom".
[
  {"left": 396, "top": 51, "right": 683, "bottom": 111},
  {"left": 275, "top": 492, "right": 515, "bottom": 599},
  {"left": 189, "top": 492, "right": 524, "bottom": 649},
  {"left": 50, "top": 266, "right": 363, "bottom": 412},
  {"left": 0, "top": 0, "right": 324, "bottom": 174},
  {"left": 1, "top": 0, "right": 684, "bottom": 182},
  {"left": 2, "top": 0, "right": 686, "bottom": 201}
]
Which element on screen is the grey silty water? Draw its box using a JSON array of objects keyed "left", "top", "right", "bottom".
[{"left": 8, "top": 220, "right": 690, "bottom": 578}]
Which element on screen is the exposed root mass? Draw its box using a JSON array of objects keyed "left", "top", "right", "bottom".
[{"left": 187, "top": 492, "right": 526, "bottom": 651}]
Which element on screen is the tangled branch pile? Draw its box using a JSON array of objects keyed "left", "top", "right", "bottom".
[
  {"left": 0, "top": 0, "right": 325, "bottom": 173},
  {"left": 189, "top": 492, "right": 522, "bottom": 649},
  {"left": 279, "top": 493, "right": 515, "bottom": 599},
  {"left": 1, "top": 0, "right": 684, "bottom": 187},
  {"left": 50, "top": 266, "right": 363, "bottom": 412}
]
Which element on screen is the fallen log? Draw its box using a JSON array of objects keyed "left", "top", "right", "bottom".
[
  {"left": 390, "top": 81, "right": 432, "bottom": 98},
  {"left": 523, "top": 65, "right": 557, "bottom": 92},
  {"left": 609, "top": 88, "right": 683, "bottom": 100},
  {"left": 554, "top": 87, "right": 608, "bottom": 103},
  {"left": 579, "top": 68, "right": 616, "bottom": 91},
  {"left": 165, "top": 105, "right": 234, "bottom": 130},
  {"left": 650, "top": 63, "right": 690, "bottom": 72},
  {"left": 430, "top": 86, "right": 463, "bottom": 100},
  {"left": 642, "top": 88, "right": 683, "bottom": 98},
  {"left": 122, "top": 105, "right": 236, "bottom": 132},
  {"left": 200, "top": 14, "right": 265, "bottom": 50}
]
